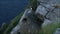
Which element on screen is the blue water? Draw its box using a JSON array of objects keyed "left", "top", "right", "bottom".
[{"left": 0, "top": 0, "right": 29, "bottom": 26}]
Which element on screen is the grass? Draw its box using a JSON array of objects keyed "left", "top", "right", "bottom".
[
  {"left": 40, "top": 22, "right": 60, "bottom": 34},
  {"left": 3, "top": 11, "right": 24, "bottom": 34},
  {"left": 3, "top": 0, "right": 60, "bottom": 34},
  {"left": 3, "top": 0, "right": 38, "bottom": 34}
]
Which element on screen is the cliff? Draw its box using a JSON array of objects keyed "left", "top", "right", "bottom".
[{"left": 3, "top": 0, "right": 60, "bottom": 34}]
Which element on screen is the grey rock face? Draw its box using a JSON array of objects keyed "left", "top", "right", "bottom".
[
  {"left": 10, "top": 8, "right": 44, "bottom": 34},
  {"left": 10, "top": 25, "right": 20, "bottom": 34},
  {"left": 36, "top": 0, "right": 60, "bottom": 26},
  {"left": 46, "top": 8, "right": 60, "bottom": 22},
  {"left": 54, "top": 28, "right": 60, "bottom": 34},
  {"left": 38, "top": 0, "right": 60, "bottom": 4},
  {"left": 18, "top": 9, "right": 41, "bottom": 34},
  {"left": 10, "top": 0, "right": 60, "bottom": 34}
]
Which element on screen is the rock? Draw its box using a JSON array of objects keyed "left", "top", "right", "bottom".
[
  {"left": 54, "top": 28, "right": 60, "bottom": 34},
  {"left": 36, "top": 0, "right": 60, "bottom": 26},
  {"left": 10, "top": 8, "right": 43, "bottom": 34},
  {"left": 42, "top": 19, "right": 51, "bottom": 27},
  {"left": 10, "top": 0, "right": 60, "bottom": 34},
  {"left": 10, "top": 25, "right": 20, "bottom": 34},
  {"left": 18, "top": 9, "right": 41, "bottom": 34},
  {"left": 38, "top": 0, "right": 60, "bottom": 4}
]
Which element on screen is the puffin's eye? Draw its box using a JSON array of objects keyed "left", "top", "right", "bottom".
[{"left": 22, "top": 18, "right": 27, "bottom": 22}]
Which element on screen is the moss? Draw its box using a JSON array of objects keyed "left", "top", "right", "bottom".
[{"left": 40, "top": 22, "right": 60, "bottom": 34}]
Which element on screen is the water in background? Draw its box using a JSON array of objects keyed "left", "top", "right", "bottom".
[{"left": 0, "top": 0, "right": 29, "bottom": 26}]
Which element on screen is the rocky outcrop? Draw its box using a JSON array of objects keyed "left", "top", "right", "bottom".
[
  {"left": 53, "top": 28, "right": 60, "bottom": 34},
  {"left": 10, "top": 0, "right": 60, "bottom": 34},
  {"left": 37, "top": 0, "right": 60, "bottom": 26},
  {"left": 10, "top": 25, "right": 20, "bottom": 34},
  {"left": 18, "top": 9, "right": 42, "bottom": 34}
]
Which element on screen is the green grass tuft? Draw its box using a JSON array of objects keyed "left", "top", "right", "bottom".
[
  {"left": 3, "top": 12, "right": 24, "bottom": 34},
  {"left": 40, "top": 22, "right": 60, "bottom": 34}
]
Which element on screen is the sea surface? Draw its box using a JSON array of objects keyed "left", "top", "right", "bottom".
[{"left": 0, "top": 0, "right": 29, "bottom": 26}]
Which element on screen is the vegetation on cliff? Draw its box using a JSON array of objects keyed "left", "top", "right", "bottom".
[
  {"left": 2, "top": 0, "right": 37, "bottom": 34},
  {"left": 3, "top": 11, "right": 24, "bottom": 34},
  {"left": 1, "top": 0, "right": 60, "bottom": 34},
  {"left": 40, "top": 22, "right": 60, "bottom": 34}
]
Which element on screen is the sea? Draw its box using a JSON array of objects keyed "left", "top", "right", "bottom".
[{"left": 0, "top": 0, "right": 29, "bottom": 26}]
